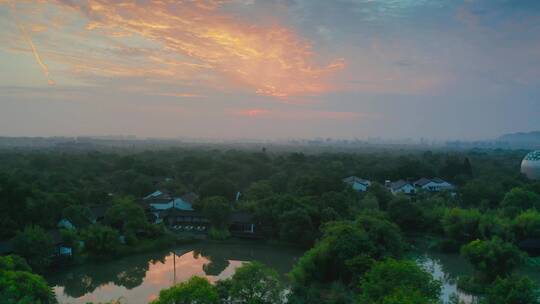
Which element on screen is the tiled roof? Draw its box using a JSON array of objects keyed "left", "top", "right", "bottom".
[
  {"left": 414, "top": 177, "right": 452, "bottom": 186},
  {"left": 143, "top": 190, "right": 172, "bottom": 201},
  {"left": 432, "top": 177, "right": 447, "bottom": 184},
  {"left": 414, "top": 178, "right": 432, "bottom": 186},
  {"left": 390, "top": 180, "right": 411, "bottom": 190},
  {"left": 343, "top": 176, "right": 370, "bottom": 185},
  {"left": 173, "top": 198, "right": 194, "bottom": 211}
]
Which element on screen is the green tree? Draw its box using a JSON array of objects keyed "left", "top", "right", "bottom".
[
  {"left": 460, "top": 180, "right": 504, "bottom": 209},
  {"left": 60, "top": 229, "right": 81, "bottom": 254},
  {"left": 201, "top": 196, "right": 232, "bottom": 229},
  {"left": 244, "top": 180, "right": 274, "bottom": 201},
  {"left": 199, "top": 178, "right": 237, "bottom": 200},
  {"left": 367, "top": 182, "right": 393, "bottom": 210},
  {"left": 482, "top": 276, "right": 540, "bottom": 304},
  {"left": 0, "top": 255, "right": 31, "bottom": 272},
  {"left": 463, "top": 157, "right": 473, "bottom": 178},
  {"left": 151, "top": 276, "right": 219, "bottom": 304},
  {"left": 355, "top": 212, "right": 404, "bottom": 259},
  {"left": 104, "top": 197, "right": 149, "bottom": 236},
  {"left": 319, "top": 191, "right": 357, "bottom": 218},
  {"left": 359, "top": 193, "right": 379, "bottom": 210},
  {"left": 0, "top": 255, "right": 57, "bottom": 304},
  {"left": 81, "top": 225, "right": 121, "bottom": 258},
  {"left": 442, "top": 208, "right": 482, "bottom": 245},
  {"left": 12, "top": 226, "right": 54, "bottom": 272},
  {"left": 289, "top": 221, "right": 374, "bottom": 286},
  {"left": 61, "top": 205, "right": 92, "bottom": 228},
  {"left": 289, "top": 214, "right": 403, "bottom": 287},
  {"left": 388, "top": 196, "right": 423, "bottom": 232},
  {"left": 512, "top": 209, "right": 540, "bottom": 241},
  {"left": 501, "top": 188, "right": 540, "bottom": 216},
  {"left": 357, "top": 259, "right": 441, "bottom": 304},
  {"left": 461, "top": 238, "right": 523, "bottom": 283},
  {"left": 225, "top": 262, "right": 284, "bottom": 304},
  {"left": 291, "top": 174, "right": 344, "bottom": 197},
  {"left": 478, "top": 213, "right": 513, "bottom": 241},
  {"left": 279, "top": 208, "right": 316, "bottom": 247},
  {"left": 380, "top": 289, "right": 439, "bottom": 304}
]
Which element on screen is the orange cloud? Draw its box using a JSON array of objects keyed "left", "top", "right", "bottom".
[{"left": 36, "top": 0, "right": 344, "bottom": 97}]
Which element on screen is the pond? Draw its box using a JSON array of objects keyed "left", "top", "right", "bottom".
[
  {"left": 48, "top": 242, "right": 540, "bottom": 304},
  {"left": 417, "top": 251, "right": 540, "bottom": 304},
  {"left": 416, "top": 252, "right": 475, "bottom": 304},
  {"left": 48, "top": 241, "right": 303, "bottom": 304}
]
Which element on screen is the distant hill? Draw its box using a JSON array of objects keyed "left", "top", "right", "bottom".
[{"left": 498, "top": 131, "right": 540, "bottom": 145}]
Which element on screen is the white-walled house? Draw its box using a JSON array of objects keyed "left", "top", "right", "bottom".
[
  {"left": 343, "top": 176, "right": 371, "bottom": 192},
  {"left": 414, "top": 178, "right": 454, "bottom": 192},
  {"left": 386, "top": 180, "right": 416, "bottom": 195}
]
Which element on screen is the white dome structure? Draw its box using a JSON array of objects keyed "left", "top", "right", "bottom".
[{"left": 521, "top": 151, "right": 540, "bottom": 180}]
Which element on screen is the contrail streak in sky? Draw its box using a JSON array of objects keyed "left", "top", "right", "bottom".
[{"left": 12, "top": 1, "right": 55, "bottom": 86}]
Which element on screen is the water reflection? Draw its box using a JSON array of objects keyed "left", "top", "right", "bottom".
[
  {"left": 416, "top": 252, "right": 475, "bottom": 304},
  {"left": 417, "top": 251, "right": 540, "bottom": 304},
  {"left": 48, "top": 244, "right": 539, "bottom": 304},
  {"left": 48, "top": 242, "right": 302, "bottom": 304}
]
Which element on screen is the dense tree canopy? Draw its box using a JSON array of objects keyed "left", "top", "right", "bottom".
[
  {"left": 104, "top": 197, "right": 149, "bottom": 236},
  {"left": 357, "top": 259, "right": 441, "bottom": 304},
  {"left": 81, "top": 225, "right": 122, "bottom": 258},
  {"left": 221, "top": 262, "right": 284, "bottom": 304},
  {"left": 0, "top": 147, "right": 538, "bottom": 303},
  {"left": 0, "top": 255, "right": 57, "bottom": 304},
  {"left": 151, "top": 276, "right": 219, "bottom": 304},
  {"left": 482, "top": 276, "right": 540, "bottom": 304},
  {"left": 201, "top": 196, "right": 232, "bottom": 229},
  {"left": 290, "top": 213, "right": 403, "bottom": 287},
  {"left": 12, "top": 226, "right": 54, "bottom": 272},
  {"left": 461, "top": 238, "right": 524, "bottom": 283}
]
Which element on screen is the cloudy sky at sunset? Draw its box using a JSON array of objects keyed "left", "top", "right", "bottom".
[{"left": 1, "top": 0, "right": 539, "bottom": 140}]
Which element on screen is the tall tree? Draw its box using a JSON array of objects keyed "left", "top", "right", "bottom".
[
  {"left": 12, "top": 226, "right": 54, "bottom": 272},
  {"left": 482, "top": 276, "right": 540, "bottom": 304},
  {"left": 0, "top": 255, "right": 57, "bottom": 303},
  {"left": 461, "top": 238, "right": 523, "bottom": 283},
  {"left": 357, "top": 259, "right": 441, "bottom": 304},
  {"left": 81, "top": 225, "right": 122, "bottom": 258},
  {"left": 201, "top": 196, "right": 232, "bottom": 229},
  {"left": 151, "top": 276, "right": 219, "bottom": 304},
  {"left": 225, "top": 262, "right": 284, "bottom": 304},
  {"left": 105, "top": 197, "right": 149, "bottom": 236}
]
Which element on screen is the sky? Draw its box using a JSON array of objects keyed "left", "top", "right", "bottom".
[{"left": 0, "top": 0, "right": 539, "bottom": 141}]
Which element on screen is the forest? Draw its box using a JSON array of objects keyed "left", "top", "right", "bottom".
[{"left": 0, "top": 146, "right": 539, "bottom": 303}]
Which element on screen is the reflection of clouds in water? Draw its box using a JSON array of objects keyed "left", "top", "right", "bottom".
[
  {"left": 54, "top": 251, "right": 246, "bottom": 304},
  {"left": 53, "top": 245, "right": 303, "bottom": 304}
]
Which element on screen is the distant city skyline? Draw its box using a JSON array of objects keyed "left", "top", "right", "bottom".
[{"left": 1, "top": 0, "right": 539, "bottom": 140}]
